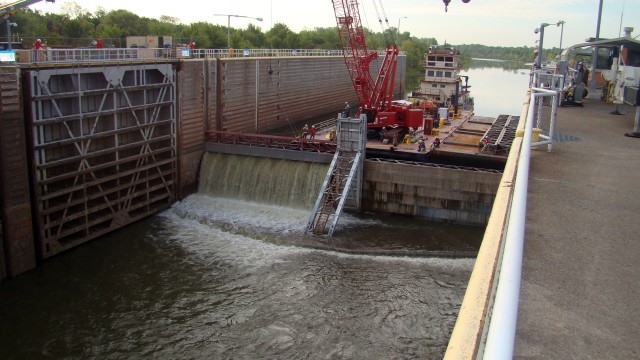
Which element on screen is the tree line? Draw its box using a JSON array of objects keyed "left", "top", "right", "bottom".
[{"left": 3, "top": 2, "right": 554, "bottom": 85}]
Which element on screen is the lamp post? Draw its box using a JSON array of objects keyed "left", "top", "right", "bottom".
[
  {"left": 588, "top": 0, "right": 604, "bottom": 98},
  {"left": 557, "top": 20, "right": 565, "bottom": 59},
  {"left": 534, "top": 22, "right": 550, "bottom": 69},
  {"left": 213, "top": 14, "right": 263, "bottom": 49},
  {"left": 397, "top": 16, "right": 407, "bottom": 44},
  {"left": 5, "top": 19, "right": 17, "bottom": 50}
]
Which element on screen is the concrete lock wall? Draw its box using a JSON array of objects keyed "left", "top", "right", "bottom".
[
  {"left": 0, "top": 66, "right": 37, "bottom": 280},
  {"left": 362, "top": 160, "right": 501, "bottom": 225},
  {"left": 0, "top": 54, "right": 408, "bottom": 277},
  {"left": 201, "top": 55, "right": 407, "bottom": 133}
]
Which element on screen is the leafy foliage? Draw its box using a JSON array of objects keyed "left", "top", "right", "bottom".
[{"left": 2, "top": 2, "right": 552, "bottom": 85}]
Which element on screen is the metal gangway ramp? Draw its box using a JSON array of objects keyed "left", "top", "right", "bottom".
[{"left": 306, "top": 114, "right": 366, "bottom": 236}]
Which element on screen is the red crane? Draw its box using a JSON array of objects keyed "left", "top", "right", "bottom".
[{"left": 332, "top": 0, "right": 423, "bottom": 135}]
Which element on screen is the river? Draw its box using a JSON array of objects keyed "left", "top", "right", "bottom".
[{"left": 0, "top": 60, "right": 530, "bottom": 359}]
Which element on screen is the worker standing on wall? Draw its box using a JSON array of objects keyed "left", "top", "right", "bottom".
[
  {"left": 309, "top": 125, "right": 316, "bottom": 139},
  {"left": 343, "top": 102, "right": 352, "bottom": 118},
  {"left": 32, "top": 38, "right": 42, "bottom": 62},
  {"left": 301, "top": 124, "right": 309, "bottom": 139}
]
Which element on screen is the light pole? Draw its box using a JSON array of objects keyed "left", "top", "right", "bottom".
[
  {"left": 397, "top": 16, "right": 407, "bottom": 44},
  {"left": 534, "top": 22, "right": 550, "bottom": 69},
  {"left": 588, "top": 0, "right": 604, "bottom": 98},
  {"left": 213, "top": 14, "right": 263, "bottom": 49},
  {"left": 5, "top": 19, "right": 17, "bottom": 50},
  {"left": 557, "top": 20, "right": 565, "bottom": 59}
]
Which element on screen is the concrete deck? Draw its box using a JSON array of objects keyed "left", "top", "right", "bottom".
[{"left": 514, "top": 100, "right": 640, "bottom": 358}]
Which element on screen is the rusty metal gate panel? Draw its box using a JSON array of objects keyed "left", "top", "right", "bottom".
[
  {"left": 26, "top": 63, "right": 177, "bottom": 258},
  {"left": 177, "top": 60, "right": 206, "bottom": 198}
]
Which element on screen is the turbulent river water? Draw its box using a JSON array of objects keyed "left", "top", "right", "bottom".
[{"left": 0, "top": 153, "right": 482, "bottom": 359}]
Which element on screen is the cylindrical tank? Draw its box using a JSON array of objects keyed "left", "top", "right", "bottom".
[
  {"left": 438, "top": 107, "right": 448, "bottom": 121},
  {"left": 424, "top": 118, "right": 433, "bottom": 134}
]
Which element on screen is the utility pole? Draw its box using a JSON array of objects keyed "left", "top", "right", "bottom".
[{"left": 588, "top": 0, "right": 603, "bottom": 98}]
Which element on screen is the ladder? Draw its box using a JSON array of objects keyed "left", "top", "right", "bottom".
[{"left": 306, "top": 114, "right": 366, "bottom": 236}]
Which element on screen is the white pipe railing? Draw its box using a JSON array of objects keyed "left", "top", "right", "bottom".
[
  {"left": 10, "top": 47, "right": 406, "bottom": 64},
  {"left": 482, "top": 87, "right": 557, "bottom": 359}
]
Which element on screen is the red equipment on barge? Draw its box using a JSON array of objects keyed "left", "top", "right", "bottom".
[{"left": 331, "top": 0, "right": 424, "bottom": 137}]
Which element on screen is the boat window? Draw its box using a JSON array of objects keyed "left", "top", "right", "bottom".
[
  {"left": 445, "top": 63, "right": 453, "bottom": 67},
  {"left": 437, "top": 56, "right": 445, "bottom": 62},
  {"left": 427, "top": 56, "right": 436, "bottom": 61},
  {"left": 432, "top": 84, "right": 438, "bottom": 88},
  {"left": 445, "top": 57, "right": 453, "bottom": 62},
  {"left": 445, "top": 71, "right": 452, "bottom": 78},
  {"left": 427, "top": 70, "right": 435, "bottom": 76},
  {"left": 436, "top": 71, "right": 443, "bottom": 77},
  {"left": 427, "top": 62, "right": 436, "bottom": 66}
]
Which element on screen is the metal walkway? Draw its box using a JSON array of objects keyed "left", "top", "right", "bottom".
[
  {"left": 306, "top": 115, "right": 366, "bottom": 236},
  {"left": 480, "top": 114, "right": 519, "bottom": 154}
]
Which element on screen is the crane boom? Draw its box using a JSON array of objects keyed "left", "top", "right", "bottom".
[
  {"left": 0, "top": 0, "right": 54, "bottom": 17},
  {"left": 332, "top": 0, "right": 401, "bottom": 126}
]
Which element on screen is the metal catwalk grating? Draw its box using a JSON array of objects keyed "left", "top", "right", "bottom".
[
  {"left": 27, "top": 63, "right": 177, "bottom": 258},
  {"left": 480, "top": 114, "right": 519, "bottom": 154}
]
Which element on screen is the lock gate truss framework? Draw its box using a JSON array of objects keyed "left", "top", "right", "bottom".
[{"left": 26, "top": 63, "right": 177, "bottom": 258}]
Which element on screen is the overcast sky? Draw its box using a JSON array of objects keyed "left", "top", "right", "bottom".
[{"left": 31, "top": 0, "right": 640, "bottom": 48}]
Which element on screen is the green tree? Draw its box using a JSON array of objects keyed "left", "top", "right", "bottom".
[{"left": 265, "top": 23, "right": 298, "bottom": 49}]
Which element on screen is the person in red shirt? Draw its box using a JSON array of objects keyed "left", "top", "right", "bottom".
[
  {"left": 188, "top": 42, "right": 195, "bottom": 58},
  {"left": 309, "top": 125, "right": 317, "bottom": 139},
  {"left": 32, "top": 39, "right": 42, "bottom": 62}
]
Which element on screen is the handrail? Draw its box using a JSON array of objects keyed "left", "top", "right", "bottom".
[
  {"left": 482, "top": 87, "right": 558, "bottom": 359},
  {"left": 6, "top": 47, "right": 406, "bottom": 64}
]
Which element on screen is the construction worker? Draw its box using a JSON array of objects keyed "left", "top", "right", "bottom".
[
  {"left": 309, "top": 125, "right": 317, "bottom": 139},
  {"left": 329, "top": 128, "right": 336, "bottom": 141},
  {"left": 302, "top": 124, "right": 309, "bottom": 139},
  {"left": 417, "top": 138, "right": 426, "bottom": 152},
  {"left": 343, "top": 102, "right": 352, "bottom": 118}
]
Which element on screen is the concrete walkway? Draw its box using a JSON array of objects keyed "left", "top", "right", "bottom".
[{"left": 514, "top": 100, "right": 640, "bottom": 359}]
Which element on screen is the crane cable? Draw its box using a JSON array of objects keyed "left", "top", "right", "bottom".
[{"left": 369, "top": 0, "right": 394, "bottom": 46}]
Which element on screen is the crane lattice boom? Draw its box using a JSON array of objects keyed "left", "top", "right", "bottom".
[
  {"left": 0, "top": 0, "right": 54, "bottom": 17},
  {"left": 332, "top": 0, "right": 398, "bottom": 122}
]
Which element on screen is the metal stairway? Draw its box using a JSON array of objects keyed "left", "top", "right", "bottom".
[{"left": 306, "top": 114, "right": 366, "bottom": 236}]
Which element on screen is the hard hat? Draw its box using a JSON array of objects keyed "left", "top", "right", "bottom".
[
  {"left": 345, "top": 101, "right": 349, "bottom": 104},
  {"left": 534, "top": 50, "right": 539, "bottom": 54},
  {"left": 37, "top": 39, "right": 41, "bottom": 42}
]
